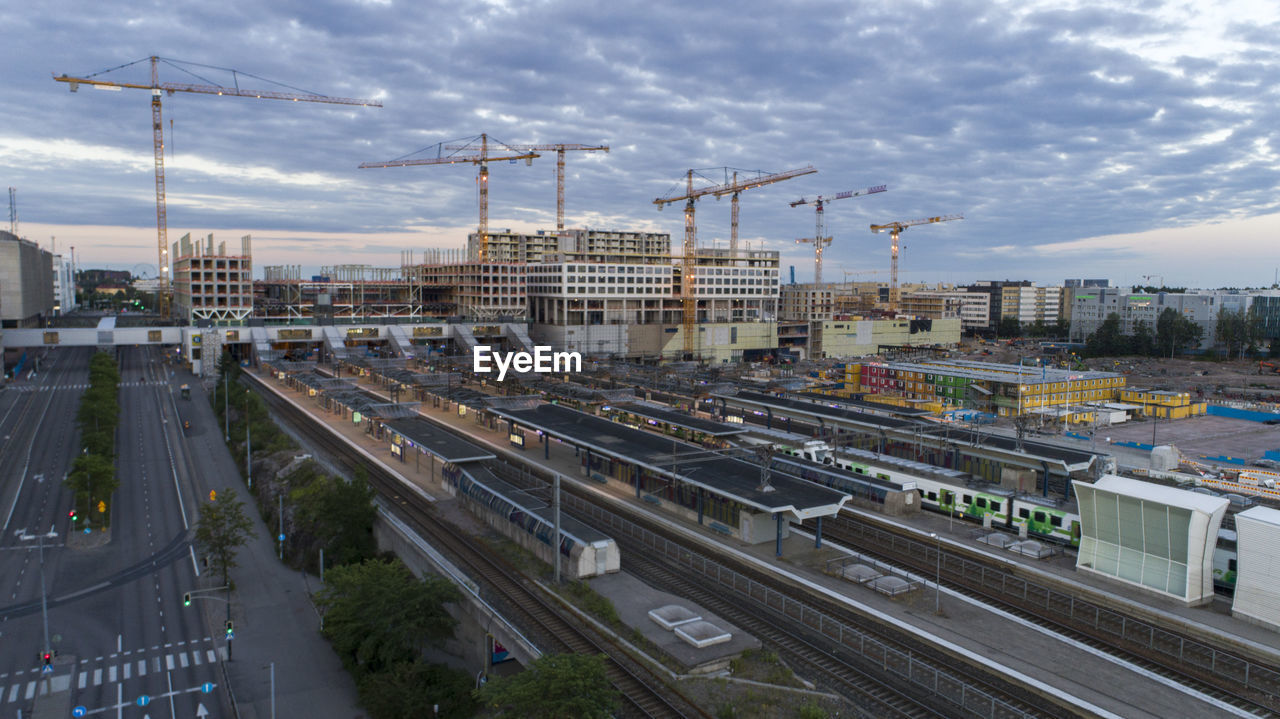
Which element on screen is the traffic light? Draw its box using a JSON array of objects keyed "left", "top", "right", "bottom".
[
  {"left": 42, "top": 652, "right": 51, "bottom": 666},
  {"left": 183, "top": 593, "right": 191, "bottom": 607},
  {"left": 68, "top": 509, "right": 77, "bottom": 522},
  {"left": 224, "top": 620, "right": 233, "bottom": 635}
]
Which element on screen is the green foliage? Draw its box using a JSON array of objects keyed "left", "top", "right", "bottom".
[
  {"left": 194, "top": 487, "right": 257, "bottom": 588},
  {"left": 478, "top": 653, "right": 619, "bottom": 719},
  {"left": 1215, "top": 307, "right": 1264, "bottom": 360},
  {"left": 1155, "top": 307, "right": 1203, "bottom": 357},
  {"left": 1083, "top": 309, "right": 1205, "bottom": 358},
  {"left": 797, "top": 702, "right": 828, "bottom": 719},
  {"left": 356, "top": 660, "right": 476, "bottom": 719},
  {"left": 316, "top": 558, "right": 460, "bottom": 676},
  {"left": 290, "top": 463, "right": 378, "bottom": 569},
  {"left": 996, "top": 316, "right": 1021, "bottom": 338},
  {"left": 563, "top": 581, "right": 620, "bottom": 626},
  {"left": 64, "top": 452, "right": 118, "bottom": 527}
]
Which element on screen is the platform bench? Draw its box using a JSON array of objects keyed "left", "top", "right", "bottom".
[
  {"left": 643, "top": 494, "right": 662, "bottom": 506},
  {"left": 709, "top": 522, "right": 733, "bottom": 536},
  {"left": 590, "top": 473, "right": 609, "bottom": 484}
]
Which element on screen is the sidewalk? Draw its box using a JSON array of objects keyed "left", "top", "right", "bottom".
[{"left": 181, "top": 372, "right": 363, "bottom": 719}]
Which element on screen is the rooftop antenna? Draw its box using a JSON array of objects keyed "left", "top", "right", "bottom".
[{"left": 7, "top": 187, "right": 16, "bottom": 236}]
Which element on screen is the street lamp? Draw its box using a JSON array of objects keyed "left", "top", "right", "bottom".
[{"left": 929, "top": 532, "right": 942, "bottom": 615}]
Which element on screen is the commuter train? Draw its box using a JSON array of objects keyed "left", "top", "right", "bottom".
[{"left": 763, "top": 439, "right": 1083, "bottom": 546}]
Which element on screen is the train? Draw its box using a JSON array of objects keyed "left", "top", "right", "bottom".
[{"left": 763, "top": 438, "right": 1084, "bottom": 546}]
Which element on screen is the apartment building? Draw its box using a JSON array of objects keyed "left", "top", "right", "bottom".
[
  {"left": 0, "top": 231, "right": 54, "bottom": 328},
  {"left": 171, "top": 233, "right": 253, "bottom": 325},
  {"left": 469, "top": 229, "right": 671, "bottom": 264},
  {"left": 900, "top": 290, "right": 990, "bottom": 332},
  {"left": 1000, "top": 284, "right": 1062, "bottom": 325}
]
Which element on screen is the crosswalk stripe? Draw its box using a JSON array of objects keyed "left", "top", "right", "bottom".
[
  {"left": 23, "top": 682, "right": 35, "bottom": 700},
  {"left": 179, "top": 653, "right": 188, "bottom": 668},
  {"left": 122, "top": 662, "right": 131, "bottom": 680},
  {"left": 191, "top": 651, "right": 202, "bottom": 666},
  {"left": 206, "top": 650, "right": 217, "bottom": 663},
  {"left": 108, "top": 665, "right": 117, "bottom": 682},
  {"left": 93, "top": 668, "right": 102, "bottom": 686},
  {"left": 7, "top": 683, "right": 17, "bottom": 702},
  {"left": 137, "top": 659, "right": 146, "bottom": 676},
  {"left": 166, "top": 654, "right": 174, "bottom": 671},
  {"left": 153, "top": 657, "right": 161, "bottom": 673},
  {"left": 78, "top": 672, "right": 87, "bottom": 690}
]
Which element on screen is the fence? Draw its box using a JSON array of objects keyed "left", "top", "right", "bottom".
[{"left": 835, "top": 518, "right": 1280, "bottom": 707}]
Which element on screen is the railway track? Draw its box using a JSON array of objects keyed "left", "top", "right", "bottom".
[
  {"left": 485, "top": 463, "right": 1065, "bottom": 719},
  {"left": 825, "top": 512, "right": 1280, "bottom": 716},
  {"left": 253, "top": 377, "right": 701, "bottom": 719}
]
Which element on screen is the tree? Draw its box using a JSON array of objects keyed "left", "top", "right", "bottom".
[
  {"left": 1084, "top": 313, "right": 1124, "bottom": 357},
  {"left": 1155, "top": 307, "right": 1204, "bottom": 357},
  {"left": 1130, "top": 320, "right": 1155, "bottom": 357},
  {"left": 64, "top": 452, "right": 118, "bottom": 525},
  {"left": 291, "top": 467, "right": 378, "bottom": 569},
  {"left": 316, "top": 558, "right": 460, "bottom": 676},
  {"left": 194, "top": 487, "right": 257, "bottom": 589},
  {"left": 996, "top": 316, "right": 1021, "bottom": 338},
  {"left": 356, "top": 660, "right": 476, "bottom": 719},
  {"left": 1216, "top": 307, "right": 1263, "bottom": 360},
  {"left": 479, "top": 653, "right": 619, "bottom": 719}
]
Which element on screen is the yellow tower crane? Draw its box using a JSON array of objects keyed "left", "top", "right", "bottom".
[
  {"left": 55, "top": 56, "right": 382, "bottom": 318},
  {"left": 790, "top": 184, "right": 887, "bottom": 287},
  {"left": 504, "top": 144, "right": 609, "bottom": 231},
  {"left": 361, "top": 134, "right": 539, "bottom": 262},
  {"left": 869, "top": 214, "right": 963, "bottom": 314},
  {"left": 654, "top": 166, "right": 816, "bottom": 360}
]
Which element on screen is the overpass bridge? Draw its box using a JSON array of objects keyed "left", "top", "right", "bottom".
[{"left": 3, "top": 319, "right": 536, "bottom": 376}]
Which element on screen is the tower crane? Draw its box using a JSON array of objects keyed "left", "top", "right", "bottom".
[
  {"left": 654, "top": 165, "right": 816, "bottom": 360},
  {"left": 790, "top": 184, "right": 887, "bottom": 286},
  {"left": 362, "top": 134, "right": 539, "bottom": 262},
  {"left": 55, "top": 56, "right": 382, "bottom": 317},
  {"left": 869, "top": 214, "right": 963, "bottom": 314},
  {"left": 503, "top": 143, "right": 609, "bottom": 231}
]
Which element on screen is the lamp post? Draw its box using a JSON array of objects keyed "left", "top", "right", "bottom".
[
  {"left": 929, "top": 532, "right": 941, "bottom": 615},
  {"left": 246, "top": 390, "right": 253, "bottom": 490}
]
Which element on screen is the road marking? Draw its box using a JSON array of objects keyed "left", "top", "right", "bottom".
[
  {"left": 206, "top": 650, "right": 216, "bottom": 663},
  {"left": 165, "top": 655, "right": 174, "bottom": 671},
  {"left": 178, "top": 653, "right": 188, "bottom": 668},
  {"left": 93, "top": 668, "right": 102, "bottom": 686},
  {"left": 23, "top": 681, "right": 35, "bottom": 700},
  {"left": 108, "top": 665, "right": 116, "bottom": 682},
  {"left": 7, "top": 683, "right": 17, "bottom": 702},
  {"left": 137, "top": 660, "right": 146, "bottom": 677},
  {"left": 190, "top": 651, "right": 201, "bottom": 666},
  {"left": 51, "top": 675, "right": 69, "bottom": 692},
  {"left": 78, "top": 672, "right": 87, "bottom": 689},
  {"left": 122, "top": 663, "right": 130, "bottom": 680}
]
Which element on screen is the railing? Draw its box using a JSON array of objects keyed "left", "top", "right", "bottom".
[
  {"left": 519, "top": 469, "right": 1036, "bottom": 719},
  {"left": 836, "top": 518, "right": 1280, "bottom": 704}
]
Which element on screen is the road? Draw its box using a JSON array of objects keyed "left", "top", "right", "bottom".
[{"left": 0, "top": 346, "right": 227, "bottom": 719}]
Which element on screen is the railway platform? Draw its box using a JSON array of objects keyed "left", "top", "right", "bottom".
[{"left": 254, "top": 366, "right": 1263, "bottom": 718}]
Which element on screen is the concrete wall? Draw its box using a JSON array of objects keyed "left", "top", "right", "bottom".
[
  {"left": 0, "top": 232, "right": 54, "bottom": 326},
  {"left": 819, "top": 317, "right": 962, "bottom": 358}
]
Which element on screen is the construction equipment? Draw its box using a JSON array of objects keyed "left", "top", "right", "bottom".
[
  {"left": 654, "top": 166, "right": 816, "bottom": 359},
  {"left": 1260, "top": 361, "right": 1280, "bottom": 375},
  {"left": 869, "top": 214, "right": 964, "bottom": 313},
  {"left": 362, "top": 134, "right": 538, "bottom": 262},
  {"left": 790, "top": 185, "right": 886, "bottom": 286},
  {"left": 55, "top": 56, "right": 381, "bottom": 318},
  {"left": 504, "top": 144, "right": 609, "bottom": 231}
]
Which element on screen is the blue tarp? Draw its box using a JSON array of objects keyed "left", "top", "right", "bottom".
[{"left": 1206, "top": 405, "right": 1280, "bottom": 423}]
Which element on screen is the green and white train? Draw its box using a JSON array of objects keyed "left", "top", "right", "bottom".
[{"left": 776, "top": 440, "right": 1083, "bottom": 546}]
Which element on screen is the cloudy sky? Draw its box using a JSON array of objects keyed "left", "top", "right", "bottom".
[{"left": 3, "top": 0, "right": 1279, "bottom": 288}]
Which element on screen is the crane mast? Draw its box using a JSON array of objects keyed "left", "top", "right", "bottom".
[
  {"left": 869, "top": 214, "right": 963, "bottom": 314},
  {"left": 363, "top": 134, "right": 539, "bottom": 262},
  {"left": 654, "top": 165, "right": 816, "bottom": 359},
  {"left": 55, "top": 55, "right": 381, "bottom": 318},
  {"left": 791, "top": 184, "right": 886, "bottom": 286},
  {"left": 504, "top": 144, "right": 609, "bottom": 231}
]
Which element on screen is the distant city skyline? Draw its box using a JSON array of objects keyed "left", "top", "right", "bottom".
[{"left": 5, "top": 1, "right": 1280, "bottom": 287}]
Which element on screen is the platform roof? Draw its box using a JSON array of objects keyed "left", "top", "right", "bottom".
[
  {"left": 792, "top": 392, "right": 933, "bottom": 418},
  {"left": 608, "top": 402, "right": 745, "bottom": 437},
  {"left": 716, "top": 391, "right": 924, "bottom": 431},
  {"left": 465, "top": 465, "right": 611, "bottom": 544},
  {"left": 490, "top": 404, "right": 849, "bottom": 520},
  {"left": 920, "top": 425, "right": 1099, "bottom": 469},
  {"left": 1091, "top": 475, "right": 1231, "bottom": 514},
  {"left": 383, "top": 418, "right": 495, "bottom": 464}
]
